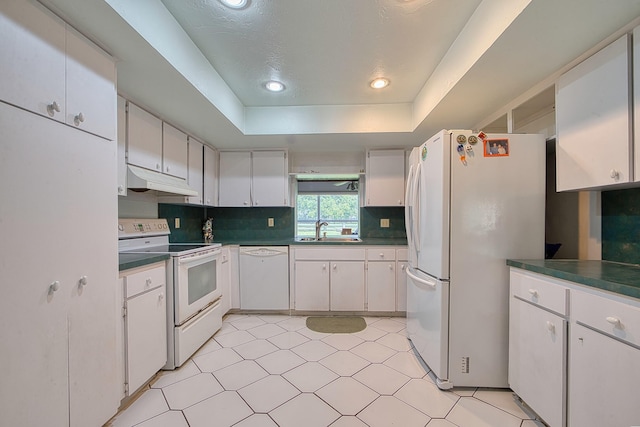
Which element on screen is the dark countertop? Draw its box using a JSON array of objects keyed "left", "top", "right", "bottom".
[
  {"left": 213, "top": 238, "right": 408, "bottom": 246},
  {"left": 507, "top": 259, "right": 640, "bottom": 300},
  {"left": 119, "top": 253, "right": 170, "bottom": 272}
]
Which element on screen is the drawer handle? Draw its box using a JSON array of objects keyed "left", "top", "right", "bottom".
[
  {"left": 528, "top": 289, "right": 539, "bottom": 298},
  {"left": 606, "top": 316, "right": 622, "bottom": 327},
  {"left": 546, "top": 321, "right": 555, "bottom": 333}
]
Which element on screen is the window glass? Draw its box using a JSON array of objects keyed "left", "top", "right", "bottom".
[{"left": 296, "top": 181, "right": 359, "bottom": 237}]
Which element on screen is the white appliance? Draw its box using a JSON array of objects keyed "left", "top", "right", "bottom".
[
  {"left": 405, "top": 130, "right": 545, "bottom": 389},
  {"left": 239, "top": 246, "right": 289, "bottom": 310},
  {"left": 118, "top": 218, "right": 223, "bottom": 369}
]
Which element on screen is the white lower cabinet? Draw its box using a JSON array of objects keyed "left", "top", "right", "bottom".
[
  {"left": 294, "top": 261, "right": 330, "bottom": 311},
  {"left": 568, "top": 289, "right": 640, "bottom": 427},
  {"left": 331, "top": 261, "right": 365, "bottom": 311},
  {"left": 293, "top": 246, "right": 406, "bottom": 312},
  {"left": 509, "top": 268, "right": 640, "bottom": 427},
  {"left": 122, "top": 262, "right": 167, "bottom": 396}
]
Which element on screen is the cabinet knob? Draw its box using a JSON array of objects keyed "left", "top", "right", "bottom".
[
  {"left": 145, "top": 278, "right": 152, "bottom": 287},
  {"left": 401, "top": 265, "right": 406, "bottom": 271},
  {"left": 206, "top": 199, "right": 211, "bottom": 204},
  {"left": 546, "top": 321, "right": 555, "bottom": 333},
  {"left": 610, "top": 169, "right": 620, "bottom": 179},
  {"left": 254, "top": 200, "right": 259, "bottom": 205},
  {"left": 166, "top": 165, "right": 170, "bottom": 173},
  {"left": 379, "top": 253, "right": 384, "bottom": 258},
  {"left": 333, "top": 264, "right": 337, "bottom": 270},
  {"left": 389, "top": 264, "right": 393, "bottom": 270},
  {"left": 49, "top": 280, "right": 60, "bottom": 293},
  {"left": 322, "top": 264, "right": 326, "bottom": 270},
  {"left": 528, "top": 289, "right": 539, "bottom": 298},
  {"left": 244, "top": 201, "right": 249, "bottom": 205},
  {"left": 74, "top": 112, "right": 85, "bottom": 126},
  {"left": 159, "top": 293, "right": 164, "bottom": 301},
  {"left": 606, "top": 316, "right": 622, "bottom": 327},
  {"left": 118, "top": 185, "right": 124, "bottom": 194},
  {"left": 79, "top": 276, "right": 88, "bottom": 286},
  {"left": 156, "top": 163, "right": 161, "bottom": 170},
  {"left": 47, "top": 101, "right": 61, "bottom": 115},
  {"left": 398, "top": 200, "right": 402, "bottom": 205}
]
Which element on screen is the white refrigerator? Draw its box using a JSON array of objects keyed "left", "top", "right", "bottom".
[{"left": 405, "top": 129, "right": 545, "bottom": 389}]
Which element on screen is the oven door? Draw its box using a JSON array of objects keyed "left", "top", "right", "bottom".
[{"left": 174, "top": 248, "right": 221, "bottom": 325}]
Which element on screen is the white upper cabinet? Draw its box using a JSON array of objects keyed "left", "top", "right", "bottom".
[
  {"left": 0, "top": 0, "right": 115, "bottom": 140},
  {"left": 64, "top": 28, "right": 116, "bottom": 140},
  {"left": 162, "top": 123, "right": 188, "bottom": 180},
  {"left": 365, "top": 149, "right": 405, "bottom": 206},
  {"left": 218, "top": 150, "right": 289, "bottom": 207},
  {"left": 219, "top": 151, "right": 252, "bottom": 206},
  {"left": 204, "top": 145, "right": 218, "bottom": 206},
  {"left": 252, "top": 150, "right": 288, "bottom": 207},
  {"left": 126, "top": 102, "right": 163, "bottom": 172},
  {"left": 556, "top": 34, "right": 631, "bottom": 191},
  {"left": 186, "top": 137, "right": 204, "bottom": 205}
]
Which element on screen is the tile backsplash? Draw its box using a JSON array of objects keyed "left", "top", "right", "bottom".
[
  {"left": 602, "top": 187, "right": 640, "bottom": 265},
  {"left": 157, "top": 204, "right": 406, "bottom": 242}
]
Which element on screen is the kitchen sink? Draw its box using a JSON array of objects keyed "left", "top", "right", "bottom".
[{"left": 295, "top": 237, "right": 361, "bottom": 242}]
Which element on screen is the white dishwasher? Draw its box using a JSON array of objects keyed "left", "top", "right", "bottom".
[{"left": 239, "top": 246, "right": 289, "bottom": 310}]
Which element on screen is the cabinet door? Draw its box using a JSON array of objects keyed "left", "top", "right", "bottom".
[
  {"left": 162, "top": 123, "right": 188, "bottom": 179},
  {"left": 294, "top": 261, "right": 330, "bottom": 311},
  {"left": 0, "top": 0, "right": 66, "bottom": 120},
  {"left": 187, "top": 137, "right": 204, "bottom": 205},
  {"left": 252, "top": 151, "right": 288, "bottom": 206},
  {"left": 127, "top": 103, "right": 163, "bottom": 172},
  {"left": 367, "top": 262, "right": 396, "bottom": 311},
  {"left": 204, "top": 145, "right": 218, "bottom": 206},
  {"left": 569, "top": 323, "right": 640, "bottom": 427},
  {"left": 117, "top": 96, "right": 127, "bottom": 196},
  {"left": 331, "top": 261, "right": 365, "bottom": 311},
  {"left": 65, "top": 28, "right": 116, "bottom": 140},
  {"left": 219, "top": 151, "right": 252, "bottom": 207},
  {"left": 396, "top": 261, "right": 408, "bottom": 311},
  {"left": 509, "top": 298, "right": 566, "bottom": 427},
  {"left": 556, "top": 35, "right": 631, "bottom": 191},
  {"left": 366, "top": 150, "right": 405, "bottom": 206},
  {"left": 125, "top": 286, "right": 167, "bottom": 394}
]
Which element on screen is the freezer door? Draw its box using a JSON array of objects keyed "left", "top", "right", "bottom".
[
  {"left": 406, "top": 267, "right": 450, "bottom": 388},
  {"left": 417, "top": 130, "right": 453, "bottom": 280}
]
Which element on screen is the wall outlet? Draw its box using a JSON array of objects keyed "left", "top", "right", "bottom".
[
  {"left": 175, "top": 218, "right": 181, "bottom": 229},
  {"left": 380, "top": 218, "right": 390, "bottom": 228},
  {"left": 268, "top": 218, "right": 274, "bottom": 227}
]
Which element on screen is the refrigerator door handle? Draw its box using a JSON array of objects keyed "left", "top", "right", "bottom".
[
  {"left": 407, "top": 268, "right": 436, "bottom": 289},
  {"left": 411, "top": 162, "right": 422, "bottom": 252},
  {"left": 404, "top": 163, "right": 415, "bottom": 253}
]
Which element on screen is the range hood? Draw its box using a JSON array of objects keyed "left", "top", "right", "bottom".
[{"left": 127, "top": 165, "right": 198, "bottom": 197}]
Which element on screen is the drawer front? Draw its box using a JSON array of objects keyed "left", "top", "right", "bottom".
[
  {"left": 366, "top": 248, "right": 396, "bottom": 261},
  {"left": 510, "top": 269, "right": 568, "bottom": 315},
  {"left": 572, "top": 289, "right": 640, "bottom": 348},
  {"left": 396, "top": 248, "right": 408, "bottom": 261},
  {"left": 294, "top": 247, "right": 365, "bottom": 261},
  {"left": 125, "top": 264, "right": 166, "bottom": 298}
]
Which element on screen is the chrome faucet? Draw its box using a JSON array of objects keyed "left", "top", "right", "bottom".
[{"left": 315, "top": 220, "right": 329, "bottom": 240}]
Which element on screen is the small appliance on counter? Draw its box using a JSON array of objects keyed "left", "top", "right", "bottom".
[{"left": 118, "top": 218, "right": 222, "bottom": 369}]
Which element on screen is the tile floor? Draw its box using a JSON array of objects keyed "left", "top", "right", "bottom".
[{"left": 107, "top": 314, "right": 545, "bottom": 427}]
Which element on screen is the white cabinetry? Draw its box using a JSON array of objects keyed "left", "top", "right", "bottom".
[
  {"left": 396, "top": 248, "right": 408, "bottom": 312},
  {"left": 366, "top": 248, "right": 396, "bottom": 312},
  {"left": 219, "top": 151, "right": 252, "bottom": 206},
  {"left": 219, "top": 150, "right": 289, "bottom": 207},
  {"left": 0, "top": 0, "right": 116, "bottom": 140},
  {"left": 365, "top": 149, "right": 405, "bottom": 206},
  {"left": 556, "top": 34, "right": 631, "bottom": 191},
  {"left": 293, "top": 247, "right": 365, "bottom": 311},
  {"left": 127, "top": 102, "right": 163, "bottom": 172},
  {"left": 204, "top": 145, "right": 218, "bottom": 206},
  {"left": 186, "top": 137, "right": 204, "bottom": 205},
  {"left": 162, "top": 123, "right": 188, "bottom": 180},
  {"left": 508, "top": 270, "right": 567, "bottom": 427},
  {"left": 121, "top": 262, "right": 167, "bottom": 396},
  {"left": 568, "top": 289, "right": 640, "bottom": 427},
  {"left": 0, "top": 101, "right": 119, "bottom": 426}
]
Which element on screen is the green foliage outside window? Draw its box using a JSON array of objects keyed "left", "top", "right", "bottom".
[{"left": 296, "top": 194, "right": 359, "bottom": 237}]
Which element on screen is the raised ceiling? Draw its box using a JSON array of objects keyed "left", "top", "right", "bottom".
[{"left": 39, "top": 0, "right": 640, "bottom": 151}]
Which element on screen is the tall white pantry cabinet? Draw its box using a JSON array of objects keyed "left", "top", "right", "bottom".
[{"left": 0, "top": 1, "right": 120, "bottom": 426}]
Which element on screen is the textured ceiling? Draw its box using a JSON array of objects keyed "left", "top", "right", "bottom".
[{"left": 37, "top": 0, "right": 640, "bottom": 151}]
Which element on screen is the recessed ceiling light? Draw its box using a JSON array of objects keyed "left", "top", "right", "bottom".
[
  {"left": 370, "top": 78, "right": 390, "bottom": 89},
  {"left": 219, "top": 0, "right": 249, "bottom": 9},
  {"left": 265, "top": 81, "right": 285, "bottom": 92}
]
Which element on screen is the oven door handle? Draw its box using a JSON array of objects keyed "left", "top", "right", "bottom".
[{"left": 178, "top": 249, "right": 220, "bottom": 266}]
